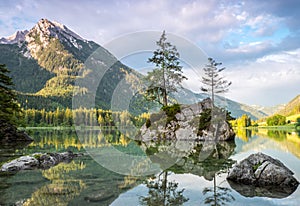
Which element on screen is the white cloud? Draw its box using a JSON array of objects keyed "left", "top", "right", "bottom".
[
  {"left": 245, "top": 14, "right": 283, "bottom": 37},
  {"left": 226, "top": 41, "right": 273, "bottom": 54},
  {"left": 224, "top": 49, "right": 300, "bottom": 105}
]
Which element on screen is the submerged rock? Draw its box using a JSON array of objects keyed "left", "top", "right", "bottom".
[
  {"left": 227, "top": 153, "right": 299, "bottom": 195},
  {"left": 1, "top": 151, "right": 83, "bottom": 172}
]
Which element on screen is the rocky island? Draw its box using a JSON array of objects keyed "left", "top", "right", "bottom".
[{"left": 139, "top": 98, "right": 235, "bottom": 141}]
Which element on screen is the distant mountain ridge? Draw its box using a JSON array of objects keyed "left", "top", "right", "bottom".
[
  {"left": 0, "top": 30, "right": 29, "bottom": 44},
  {"left": 0, "top": 18, "right": 274, "bottom": 119},
  {"left": 277, "top": 95, "right": 300, "bottom": 116}
]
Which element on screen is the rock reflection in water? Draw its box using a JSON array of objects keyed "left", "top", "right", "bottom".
[{"left": 228, "top": 180, "right": 298, "bottom": 199}]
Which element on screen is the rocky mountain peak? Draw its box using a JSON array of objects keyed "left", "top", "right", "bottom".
[
  {"left": 0, "top": 30, "right": 29, "bottom": 44},
  {"left": 24, "top": 18, "right": 87, "bottom": 59},
  {"left": 30, "top": 18, "right": 84, "bottom": 41}
]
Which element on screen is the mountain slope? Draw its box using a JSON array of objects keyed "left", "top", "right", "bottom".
[
  {"left": 163, "top": 88, "right": 267, "bottom": 120},
  {"left": 277, "top": 95, "right": 300, "bottom": 116},
  {"left": 0, "top": 43, "right": 54, "bottom": 93}
]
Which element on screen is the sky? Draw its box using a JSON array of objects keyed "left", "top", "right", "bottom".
[{"left": 0, "top": 0, "right": 300, "bottom": 106}]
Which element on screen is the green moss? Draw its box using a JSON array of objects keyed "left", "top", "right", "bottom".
[
  {"left": 252, "top": 162, "right": 262, "bottom": 171},
  {"left": 32, "top": 153, "right": 42, "bottom": 159}
]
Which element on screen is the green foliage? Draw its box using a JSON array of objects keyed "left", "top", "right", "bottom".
[
  {"left": 0, "top": 44, "right": 54, "bottom": 93},
  {"left": 161, "top": 103, "right": 181, "bottom": 123},
  {"left": 252, "top": 162, "right": 262, "bottom": 172},
  {"left": 198, "top": 109, "right": 212, "bottom": 136},
  {"left": 266, "top": 114, "right": 286, "bottom": 126},
  {"left": 20, "top": 107, "right": 149, "bottom": 128},
  {"left": 237, "top": 114, "right": 251, "bottom": 127},
  {"left": 267, "top": 130, "right": 287, "bottom": 141},
  {"left": 140, "top": 172, "right": 189, "bottom": 206},
  {"left": 0, "top": 64, "right": 20, "bottom": 126},
  {"left": 35, "top": 38, "right": 82, "bottom": 74},
  {"left": 145, "top": 31, "right": 187, "bottom": 106}
]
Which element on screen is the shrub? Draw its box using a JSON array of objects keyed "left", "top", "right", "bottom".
[{"left": 161, "top": 104, "right": 181, "bottom": 123}]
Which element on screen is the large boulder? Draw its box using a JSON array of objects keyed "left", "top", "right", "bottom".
[
  {"left": 139, "top": 98, "right": 235, "bottom": 141},
  {"left": 227, "top": 153, "right": 299, "bottom": 192},
  {"left": 1, "top": 151, "right": 82, "bottom": 172}
]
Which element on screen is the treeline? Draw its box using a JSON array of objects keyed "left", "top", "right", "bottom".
[
  {"left": 20, "top": 108, "right": 149, "bottom": 127},
  {"left": 230, "top": 114, "right": 255, "bottom": 127},
  {"left": 266, "top": 114, "right": 286, "bottom": 126},
  {"left": 231, "top": 113, "right": 296, "bottom": 128}
]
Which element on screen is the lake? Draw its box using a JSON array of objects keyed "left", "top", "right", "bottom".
[{"left": 0, "top": 128, "right": 300, "bottom": 205}]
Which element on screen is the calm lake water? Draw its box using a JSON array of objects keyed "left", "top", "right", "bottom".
[{"left": 0, "top": 128, "right": 300, "bottom": 206}]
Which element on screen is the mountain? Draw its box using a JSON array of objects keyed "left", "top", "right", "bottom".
[
  {"left": 277, "top": 95, "right": 300, "bottom": 116},
  {"left": 0, "top": 30, "right": 28, "bottom": 44},
  {"left": 249, "top": 104, "right": 285, "bottom": 116},
  {"left": 0, "top": 18, "right": 133, "bottom": 110},
  {"left": 0, "top": 18, "right": 270, "bottom": 119},
  {"left": 161, "top": 88, "right": 267, "bottom": 120}
]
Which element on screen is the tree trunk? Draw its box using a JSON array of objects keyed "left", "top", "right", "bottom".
[
  {"left": 162, "top": 89, "right": 168, "bottom": 106},
  {"left": 214, "top": 174, "right": 217, "bottom": 206},
  {"left": 162, "top": 64, "right": 168, "bottom": 106},
  {"left": 162, "top": 171, "right": 168, "bottom": 206}
]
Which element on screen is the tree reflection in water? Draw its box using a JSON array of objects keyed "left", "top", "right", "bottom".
[
  {"left": 202, "top": 173, "right": 235, "bottom": 206},
  {"left": 140, "top": 171, "right": 189, "bottom": 206},
  {"left": 140, "top": 140, "right": 237, "bottom": 205}
]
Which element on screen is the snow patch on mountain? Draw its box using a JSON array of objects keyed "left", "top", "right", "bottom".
[{"left": 0, "top": 30, "right": 28, "bottom": 44}]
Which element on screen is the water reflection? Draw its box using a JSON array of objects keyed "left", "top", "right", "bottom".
[
  {"left": 1, "top": 128, "right": 300, "bottom": 205},
  {"left": 234, "top": 128, "right": 300, "bottom": 159},
  {"left": 23, "top": 161, "right": 86, "bottom": 206},
  {"left": 140, "top": 171, "right": 189, "bottom": 205},
  {"left": 139, "top": 140, "right": 236, "bottom": 205},
  {"left": 203, "top": 174, "right": 235, "bottom": 206},
  {"left": 228, "top": 180, "right": 298, "bottom": 199}
]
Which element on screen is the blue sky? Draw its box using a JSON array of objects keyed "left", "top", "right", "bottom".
[{"left": 0, "top": 0, "right": 299, "bottom": 106}]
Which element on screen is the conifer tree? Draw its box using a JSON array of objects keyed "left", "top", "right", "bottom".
[
  {"left": 145, "top": 31, "right": 187, "bottom": 106},
  {"left": 201, "top": 58, "right": 231, "bottom": 107},
  {"left": 0, "top": 64, "right": 20, "bottom": 126}
]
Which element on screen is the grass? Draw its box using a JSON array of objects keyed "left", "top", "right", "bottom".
[{"left": 286, "top": 114, "right": 300, "bottom": 122}]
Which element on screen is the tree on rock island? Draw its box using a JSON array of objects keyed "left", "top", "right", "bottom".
[
  {"left": 145, "top": 31, "right": 187, "bottom": 107},
  {"left": 201, "top": 58, "right": 231, "bottom": 107}
]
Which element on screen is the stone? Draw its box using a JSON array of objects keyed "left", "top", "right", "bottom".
[
  {"left": 0, "top": 156, "right": 39, "bottom": 172},
  {"left": 227, "top": 153, "right": 299, "bottom": 189},
  {"left": 138, "top": 98, "right": 235, "bottom": 141},
  {"left": 1, "top": 151, "right": 83, "bottom": 172}
]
